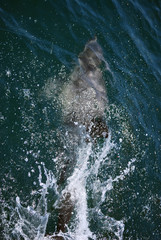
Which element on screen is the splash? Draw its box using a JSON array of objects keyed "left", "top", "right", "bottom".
[
  {"left": 0, "top": 115, "right": 138, "bottom": 240},
  {"left": 12, "top": 165, "right": 58, "bottom": 240},
  {"left": 13, "top": 196, "right": 49, "bottom": 240}
]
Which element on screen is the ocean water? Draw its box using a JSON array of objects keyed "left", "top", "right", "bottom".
[{"left": 0, "top": 0, "right": 161, "bottom": 239}]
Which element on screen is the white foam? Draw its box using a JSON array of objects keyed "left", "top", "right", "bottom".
[{"left": 56, "top": 135, "right": 118, "bottom": 240}]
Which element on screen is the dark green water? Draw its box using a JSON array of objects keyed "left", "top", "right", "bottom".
[{"left": 0, "top": 0, "right": 161, "bottom": 239}]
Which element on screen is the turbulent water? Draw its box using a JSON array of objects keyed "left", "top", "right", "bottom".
[{"left": 0, "top": 0, "right": 161, "bottom": 239}]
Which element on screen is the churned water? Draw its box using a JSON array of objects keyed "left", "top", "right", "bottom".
[{"left": 0, "top": 1, "right": 161, "bottom": 239}]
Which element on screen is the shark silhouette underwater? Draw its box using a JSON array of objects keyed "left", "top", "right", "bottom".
[
  {"left": 51, "top": 37, "right": 109, "bottom": 239},
  {"left": 61, "top": 37, "right": 108, "bottom": 140}
]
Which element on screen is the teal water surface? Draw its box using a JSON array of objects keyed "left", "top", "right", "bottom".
[{"left": 0, "top": 0, "right": 161, "bottom": 239}]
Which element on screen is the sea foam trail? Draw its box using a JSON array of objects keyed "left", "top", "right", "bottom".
[
  {"left": 54, "top": 134, "right": 118, "bottom": 240},
  {"left": 63, "top": 142, "right": 93, "bottom": 240}
]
